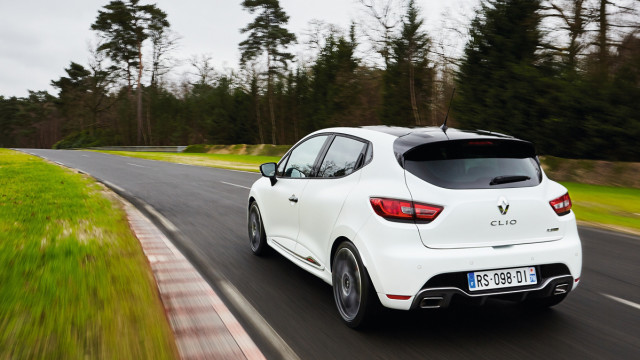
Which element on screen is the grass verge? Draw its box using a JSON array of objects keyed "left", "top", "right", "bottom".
[
  {"left": 93, "top": 150, "right": 281, "bottom": 172},
  {"left": 0, "top": 149, "right": 178, "bottom": 359},
  {"left": 562, "top": 182, "right": 640, "bottom": 234}
]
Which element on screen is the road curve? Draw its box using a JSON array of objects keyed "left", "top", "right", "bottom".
[{"left": 19, "top": 149, "right": 640, "bottom": 359}]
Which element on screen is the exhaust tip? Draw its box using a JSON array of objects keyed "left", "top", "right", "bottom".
[
  {"left": 420, "top": 296, "right": 444, "bottom": 309},
  {"left": 554, "top": 283, "right": 569, "bottom": 295}
]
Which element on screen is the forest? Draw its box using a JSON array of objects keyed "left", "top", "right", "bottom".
[{"left": 0, "top": 0, "right": 638, "bottom": 161}]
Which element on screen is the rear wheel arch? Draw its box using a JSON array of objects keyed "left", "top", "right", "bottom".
[
  {"left": 331, "top": 240, "right": 380, "bottom": 328},
  {"left": 330, "top": 236, "right": 349, "bottom": 271},
  {"left": 330, "top": 237, "right": 376, "bottom": 291},
  {"left": 248, "top": 200, "right": 269, "bottom": 255}
]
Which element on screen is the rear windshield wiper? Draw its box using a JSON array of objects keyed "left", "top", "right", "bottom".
[{"left": 490, "top": 175, "right": 531, "bottom": 185}]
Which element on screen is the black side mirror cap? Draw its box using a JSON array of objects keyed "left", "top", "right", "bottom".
[{"left": 260, "top": 162, "right": 277, "bottom": 186}]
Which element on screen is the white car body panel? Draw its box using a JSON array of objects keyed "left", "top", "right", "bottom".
[
  {"left": 405, "top": 171, "right": 570, "bottom": 249},
  {"left": 258, "top": 177, "right": 308, "bottom": 249},
  {"left": 297, "top": 170, "right": 362, "bottom": 271}
]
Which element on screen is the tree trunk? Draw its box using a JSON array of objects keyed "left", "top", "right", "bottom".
[
  {"left": 294, "top": 107, "right": 299, "bottom": 141},
  {"left": 268, "top": 83, "right": 276, "bottom": 145},
  {"left": 597, "top": 0, "right": 609, "bottom": 79},
  {"left": 147, "top": 93, "right": 152, "bottom": 145},
  {"left": 568, "top": 0, "right": 585, "bottom": 70},
  {"left": 256, "top": 95, "right": 264, "bottom": 144},
  {"left": 267, "top": 55, "right": 277, "bottom": 145},
  {"left": 409, "top": 60, "right": 421, "bottom": 126},
  {"left": 137, "top": 41, "right": 144, "bottom": 145}
]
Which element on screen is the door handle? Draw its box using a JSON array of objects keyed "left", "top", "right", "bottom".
[{"left": 288, "top": 195, "right": 298, "bottom": 203}]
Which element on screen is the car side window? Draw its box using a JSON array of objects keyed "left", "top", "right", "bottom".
[
  {"left": 364, "top": 142, "right": 373, "bottom": 164},
  {"left": 277, "top": 154, "right": 289, "bottom": 177},
  {"left": 318, "top": 136, "right": 368, "bottom": 178},
  {"left": 283, "top": 135, "right": 328, "bottom": 178}
]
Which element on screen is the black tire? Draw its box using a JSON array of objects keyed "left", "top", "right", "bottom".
[
  {"left": 332, "top": 241, "right": 378, "bottom": 328},
  {"left": 248, "top": 202, "right": 268, "bottom": 255},
  {"left": 523, "top": 293, "right": 567, "bottom": 309}
]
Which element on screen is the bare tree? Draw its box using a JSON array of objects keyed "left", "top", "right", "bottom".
[
  {"left": 86, "top": 40, "right": 118, "bottom": 133},
  {"left": 237, "top": 63, "right": 266, "bottom": 144},
  {"left": 541, "top": 0, "right": 640, "bottom": 77},
  {"left": 150, "top": 29, "right": 181, "bottom": 87},
  {"left": 541, "top": 0, "right": 591, "bottom": 69},
  {"left": 303, "top": 20, "right": 343, "bottom": 54},
  {"left": 357, "top": 0, "right": 403, "bottom": 68},
  {"left": 189, "top": 54, "right": 217, "bottom": 86},
  {"left": 428, "top": 0, "right": 476, "bottom": 126}
]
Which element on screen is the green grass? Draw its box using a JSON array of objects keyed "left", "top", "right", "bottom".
[
  {"left": 562, "top": 182, "right": 640, "bottom": 233},
  {"left": 0, "top": 149, "right": 178, "bottom": 359},
  {"left": 94, "top": 150, "right": 281, "bottom": 172}
]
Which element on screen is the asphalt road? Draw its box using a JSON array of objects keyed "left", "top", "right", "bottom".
[{"left": 19, "top": 149, "right": 640, "bottom": 359}]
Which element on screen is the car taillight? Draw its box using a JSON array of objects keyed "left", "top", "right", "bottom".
[
  {"left": 370, "top": 198, "right": 443, "bottom": 223},
  {"left": 549, "top": 193, "right": 572, "bottom": 216}
]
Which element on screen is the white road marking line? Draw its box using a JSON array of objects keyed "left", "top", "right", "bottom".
[
  {"left": 219, "top": 280, "right": 301, "bottom": 360},
  {"left": 54, "top": 161, "right": 64, "bottom": 166},
  {"left": 102, "top": 180, "right": 125, "bottom": 193},
  {"left": 143, "top": 204, "right": 179, "bottom": 232},
  {"left": 127, "top": 162, "right": 146, "bottom": 168},
  {"left": 221, "top": 181, "right": 251, "bottom": 190},
  {"left": 81, "top": 155, "right": 89, "bottom": 157},
  {"left": 602, "top": 293, "right": 640, "bottom": 311}
]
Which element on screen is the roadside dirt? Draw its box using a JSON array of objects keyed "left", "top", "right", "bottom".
[
  {"left": 540, "top": 156, "right": 639, "bottom": 188},
  {"left": 201, "top": 144, "right": 291, "bottom": 157}
]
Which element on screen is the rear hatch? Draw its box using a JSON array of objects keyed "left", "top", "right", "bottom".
[{"left": 402, "top": 139, "right": 567, "bottom": 249}]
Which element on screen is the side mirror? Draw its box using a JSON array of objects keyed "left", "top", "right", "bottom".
[{"left": 260, "top": 162, "right": 277, "bottom": 186}]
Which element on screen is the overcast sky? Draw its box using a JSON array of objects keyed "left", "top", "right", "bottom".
[{"left": 0, "top": 0, "right": 476, "bottom": 98}]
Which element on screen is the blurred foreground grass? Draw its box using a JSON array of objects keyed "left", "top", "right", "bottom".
[
  {"left": 94, "top": 150, "right": 280, "bottom": 172},
  {"left": 562, "top": 182, "right": 640, "bottom": 234},
  {"left": 0, "top": 149, "right": 177, "bottom": 359}
]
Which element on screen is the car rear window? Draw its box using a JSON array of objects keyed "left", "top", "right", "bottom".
[{"left": 403, "top": 139, "right": 542, "bottom": 189}]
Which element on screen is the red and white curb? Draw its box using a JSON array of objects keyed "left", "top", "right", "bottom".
[{"left": 122, "top": 200, "right": 266, "bottom": 360}]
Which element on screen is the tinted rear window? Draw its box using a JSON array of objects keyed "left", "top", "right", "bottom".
[{"left": 403, "top": 139, "right": 542, "bottom": 189}]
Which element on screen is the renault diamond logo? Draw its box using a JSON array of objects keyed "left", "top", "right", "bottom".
[{"left": 498, "top": 197, "right": 509, "bottom": 215}]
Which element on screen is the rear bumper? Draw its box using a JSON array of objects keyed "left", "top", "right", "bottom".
[
  {"left": 353, "top": 215, "right": 582, "bottom": 311},
  {"left": 411, "top": 274, "right": 574, "bottom": 309}
]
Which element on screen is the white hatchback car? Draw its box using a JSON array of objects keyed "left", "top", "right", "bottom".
[{"left": 247, "top": 126, "right": 582, "bottom": 328}]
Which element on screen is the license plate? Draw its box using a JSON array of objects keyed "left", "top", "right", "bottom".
[{"left": 467, "top": 266, "right": 537, "bottom": 291}]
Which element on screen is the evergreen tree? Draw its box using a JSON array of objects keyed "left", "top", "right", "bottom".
[
  {"left": 307, "top": 29, "right": 359, "bottom": 132},
  {"left": 91, "top": 0, "right": 169, "bottom": 144},
  {"left": 381, "top": 0, "right": 432, "bottom": 126},
  {"left": 51, "top": 62, "right": 91, "bottom": 133},
  {"left": 454, "top": 0, "right": 549, "bottom": 142},
  {"left": 0, "top": 96, "right": 20, "bottom": 147},
  {"left": 239, "top": 0, "right": 296, "bottom": 145},
  {"left": 16, "top": 91, "right": 59, "bottom": 148}
]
